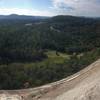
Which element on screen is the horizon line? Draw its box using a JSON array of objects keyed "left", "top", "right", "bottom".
[{"left": 0, "top": 14, "right": 100, "bottom": 18}]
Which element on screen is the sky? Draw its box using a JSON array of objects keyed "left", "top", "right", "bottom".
[{"left": 0, "top": 0, "right": 100, "bottom": 17}]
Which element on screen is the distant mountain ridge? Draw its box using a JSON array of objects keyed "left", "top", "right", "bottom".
[
  {"left": 0, "top": 14, "right": 99, "bottom": 21},
  {"left": 50, "top": 15, "right": 97, "bottom": 22},
  {"left": 0, "top": 14, "right": 49, "bottom": 20}
]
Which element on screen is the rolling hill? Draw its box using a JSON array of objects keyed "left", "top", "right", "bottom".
[{"left": 0, "top": 14, "right": 48, "bottom": 20}]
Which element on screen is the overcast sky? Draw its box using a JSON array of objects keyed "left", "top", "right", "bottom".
[{"left": 0, "top": 0, "right": 100, "bottom": 17}]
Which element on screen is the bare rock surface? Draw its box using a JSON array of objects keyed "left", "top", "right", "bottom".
[
  {"left": 0, "top": 59, "right": 100, "bottom": 100},
  {"left": 0, "top": 94, "right": 23, "bottom": 100}
]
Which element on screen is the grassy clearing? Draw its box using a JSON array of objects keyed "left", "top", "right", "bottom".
[
  {"left": 10, "top": 50, "right": 70, "bottom": 67},
  {"left": 44, "top": 50, "right": 70, "bottom": 64}
]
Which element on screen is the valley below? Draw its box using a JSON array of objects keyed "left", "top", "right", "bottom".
[{"left": 0, "top": 15, "right": 100, "bottom": 100}]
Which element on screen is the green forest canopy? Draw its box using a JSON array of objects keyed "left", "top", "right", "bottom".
[{"left": 0, "top": 15, "right": 100, "bottom": 89}]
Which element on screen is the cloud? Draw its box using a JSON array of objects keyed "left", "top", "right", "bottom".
[
  {"left": 0, "top": 0, "right": 55, "bottom": 16},
  {"left": 51, "top": 0, "right": 100, "bottom": 17},
  {"left": 0, "top": 0, "right": 100, "bottom": 17},
  {"left": 0, "top": 8, "right": 55, "bottom": 16}
]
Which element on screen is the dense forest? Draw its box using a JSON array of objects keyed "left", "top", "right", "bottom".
[{"left": 0, "top": 15, "right": 100, "bottom": 89}]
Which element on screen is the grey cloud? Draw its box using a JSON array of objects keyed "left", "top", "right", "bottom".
[{"left": 51, "top": 0, "right": 100, "bottom": 17}]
